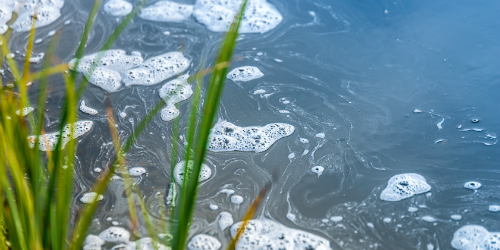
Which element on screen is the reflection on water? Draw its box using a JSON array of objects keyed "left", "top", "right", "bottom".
[{"left": 6, "top": 0, "right": 500, "bottom": 249}]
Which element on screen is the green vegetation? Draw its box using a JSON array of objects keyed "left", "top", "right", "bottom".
[{"left": 0, "top": 0, "right": 270, "bottom": 249}]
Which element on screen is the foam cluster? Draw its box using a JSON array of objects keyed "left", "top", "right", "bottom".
[
  {"left": 80, "top": 100, "right": 98, "bottom": 115},
  {"left": 122, "top": 52, "right": 190, "bottom": 86},
  {"left": 28, "top": 121, "right": 93, "bottom": 151},
  {"left": 227, "top": 66, "right": 264, "bottom": 82},
  {"left": 208, "top": 120, "right": 295, "bottom": 153},
  {"left": 98, "top": 226, "right": 130, "bottom": 243},
  {"left": 230, "top": 219, "right": 332, "bottom": 250},
  {"left": 380, "top": 173, "right": 431, "bottom": 201},
  {"left": 451, "top": 225, "right": 500, "bottom": 250},
  {"left": 139, "top": 1, "right": 193, "bottom": 22},
  {"left": 104, "top": 0, "right": 133, "bottom": 17},
  {"left": 128, "top": 167, "right": 147, "bottom": 176},
  {"left": 10, "top": 0, "right": 65, "bottom": 33},
  {"left": 158, "top": 74, "right": 192, "bottom": 121},
  {"left": 69, "top": 50, "right": 143, "bottom": 92},
  {"left": 174, "top": 160, "right": 212, "bottom": 185},
  {"left": 218, "top": 212, "right": 233, "bottom": 231},
  {"left": 0, "top": 0, "right": 16, "bottom": 34},
  {"left": 187, "top": 234, "right": 221, "bottom": 250},
  {"left": 193, "top": 0, "right": 282, "bottom": 33},
  {"left": 16, "top": 107, "right": 34, "bottom": 116},
  {"left": 79, "top": 192, "right": 104, "bottom": 203}
]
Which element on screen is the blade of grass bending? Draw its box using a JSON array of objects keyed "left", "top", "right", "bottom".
[
  {"left": 70, "top": 99, "right": 166, "bottom": 249},
  {"left": 104, "top": 94, "right": 140, "bottom": 238},
  {"left": 132, "top": 186, "right": 160, "bottom": 250},
  {"left": 173, "top": 1, "right": 247, "bottom": 249},
  {"left": 18, "top": 9, "right": 38, "bottom": 114}
]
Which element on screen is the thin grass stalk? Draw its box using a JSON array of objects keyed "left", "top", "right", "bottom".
[{"left": 132, "top": 187, "right": 160, "bottom": 250}]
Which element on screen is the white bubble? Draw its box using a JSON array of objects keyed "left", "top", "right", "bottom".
[
  {"left": 127, "top": 237, "right": 170, "bottom": 250},
  {"left": 367, "top": 222, "right": 374, "bottom": 228},
  {"left": 209, "top": 204, "right": 219, "bottom": 210},
  {"left": 253, "top": 89, "right": 266, "bottom": 95},
  {"left": 174, "top": 160, "right": 212, "bottom": 185},
  {"left": 311, "top": 166, "right": 324, "bottom": 177},
  {"left": 380, "top": 173, "right": 431, "bottom": 202},
  {"left": 408, "top": 207, "right": 418, "bottom": 213},
  {"left": 286, "top": 213, "right": 296, "bottom": 221},
  {"left": 451, "top": 214, "right": 462, "bottom": 220},
  {"left": 383, "top": 218, "right": 391, "bottom": 223},
  {"left": 315, "top": 133, "right": 325, "bottom": 138},
  {"left": 330, "top": 216, "right": 343, "bottom": 223},
  {"left": 159, "top": 74, "right": 193, "bottom": 121},
  {"left": 140, "top": 1, "right": 193, "bottom": 22},
  {"left": 288, "top": 153, "right": 295, "bottom": 159},
  {"left": 218, "top": 212, "right": 233, "bottom": 231},
  {"left": 464, "top": 181, "right": 481, "bottom": 190},
  {"left": 227, "top": 66, "right": 264, "bottom": 82},
  {"left": 11, "top": 0, "right": 65, "bottom": 33},
  {"left": 79, "top": 192, "right": 103, "bottom": 203},
  {"left": 413, "top": 109, "right": 422, "bottom": 113},
  {"left": 28, "top": 121, "right": 94, "bottom": 151},
  {"left": 299, "top": 138, "right": 309, "bottom": 143},
  {"left": 488, "top": 205, "right": 500, "bottom": 212},
  {"left": 29, "top": 52, "right": 45, "bottom": 63},
  {"left": 421, "top": 216, "right": 436, "bottom": 223},
  {"left": 187, "top": 234, "right": 221, "bottom": 250},
  {"left": 427, "top": 243, "right": 434, "bottom": 250},
  {"left": 451, "top": 225, "right": 499, "bottom": 250},
  {"left": 79, "top": 100, "right": 98, "bottom": 115},
  {"left": 208, "top": 120, "right": 294, "bottom": 153},
  {"left": 16, "top": 107, "right": 34, "bottom": 116},
  {"left": 128, "top": 167, "right": 146, "bottom": 176},
  {"left": 104, "top": 0, "right": 133, "bottom": 17},
  {"left": 230, "top": 195, "right": 244, "bottom": 205},
  {"left": 98, "top": 226, "right": 130, "bottom": 243}
]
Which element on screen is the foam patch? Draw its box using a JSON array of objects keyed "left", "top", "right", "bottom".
[
  {"left": 0, "top": 1, "right": 16, "bottom": 34},
  {"left": 227, "top": 66, "right": 264, "bottom": 82},
  {"left": 158, "top": 74, "right": 193, "bottom": 121},
  {"left": 140, "top": 1, "right": 193, "bottom": 22},
  {"left": 451, "top": 225, "right": 500, "bottom": 250},
  {"left": 208, "top": 120, "right": 295, "bottom": 153},
  {"left": 126, "top": 237, "right": 170, "bottom": 250},
  {"left": 11, "top": 0, "right": 65, "bottom": 32},
  {"left": 104, "top": 0, "right": 133, "bottom": 17},
  {"left": 193, "top": 0, "right": 283, "bottom": 33},
  {"left": 464, "top": 181, "right": 481, "bottom": 190},
  {"left": 79, "top": 192, "right": 104, "bottom": 203},
  {"left": 218, "top": 212, "right": 233, "bottom": 231},
  {"left": 83, "top": 234, "right": 105, "bottom": 249},
  {"left": 122, "top": 52, "right": 190, "bottom": 86},
  {"left": 16, "top": 107, "right": 34, "bottom": 116},
  {"left": 174, "top": 160, "right": 212, "bottom": 185},
  {"left": 79, "top": 100, "right": 98, "bottom": 115},
  {"left": 128, "top": 167, "right": 146, "bottom": 176},
  {"left": 98, "top": 226, "right": 130, "bottom": 243},
  {"left": 187, "top": 234, "right": 222, "bottom": 250},
  {"left": 28, "top": 121, "right": 93, "bottom": 151},
  {"left": 230, "top": 195, "right": 244, "bottom": 204},
  {"left": 230, "top": 219, "right": 332, "bottom": 250},
  {"left": 380, "top": 173, "right": 431, "bottom": 201}
]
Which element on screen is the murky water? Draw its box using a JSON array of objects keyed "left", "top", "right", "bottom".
[{"left": 5, "top": 0, "right": 500, "bottom": 249}]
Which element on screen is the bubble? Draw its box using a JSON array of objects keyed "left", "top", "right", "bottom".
[
  {"left": 315, "top": 133, "right": 325, "bottom": 138},
  {"left": 11, "top": 0, "right": 65, "bottom": 32},
  {"left": 464, "top": 181, "right": 481, "bottom": 190},
  {"left": 209, "top": 204, "right": 219, "bottom": 210},
  {"left": 193, "top": 0, "right": 282, "bottom": 33},
  {"left": 16, "top": 107, "right": 34, "bottom": 116},
  {"left": 383, "top": 218, "right": 391, "bottom": 223},
  {"left": 139, "top": 1, "right": 193, "bottom": 22},
  {"left": 128, "top": 167, "right": 146, "bottom": 176},
  {"left": 208, "top": 120, "right": 295, "bottom": 153},
  {"left": 488, "top": 205, "right": 500, "bottom": 212},
  {"left": 83, "top": 234, "right": 105, "bottom": 249},
  {"left": 288, "top": 153, "right": 295, "bottom": 159},
  {"left": 29, "top": 52, "right": 45, "bottom": 63},
  {"left": 408, "top": 207, "right": 418, "bottom": 213},
  {"left": 98, "top": 226, "right": 130, "bottom": 243},
  {"left": 380, "top": 173, "right": 431, "bottom": 202},
  {"left": 311, "top": 166, "right": 324, "bottom": 177},
  {"left": 450, "top": 225, "right": 498, "bottom": 250},
  {"left": 227, "top": 66, "right": 264, "bottom": 82},
  {"left": 218, "top": 212, "right": 233, "bottom": 231},
  {"left": 174, "top": 160, "right": 212, "bottom": 185},
  {"left": 253, "top": 89, "right": 266, "bottom": 95},
  {"left": 159, "top": 74, "right": 193, "bottom": 121},
  {"left": 230, "top": 195, "right": 244, "bottom": 205},
  {"left": 79, "top": 192, "right": 103, "bottom": 203},
  {"left": 104, "top": 0, "right": 133, "bottom": 17},
  {"left": 299, "top": 138, "right": 309, "bottom": 143},
  {"left": 367, "top": 222, "right": 374, "bottom": 228},
  {"left": 127, "top": 237, "right": 170, "bottom": 250},
  {"left": 286, "top": 213, "right": 296, "bottom": 221},
  {"left": 330, "top": 216, "right": 343, "bottom": 223},
  {"left": 28, "top": 121, "right": 94, "bottom": 151},
  {"left": 187, "top": 234, "right": 221, "bottom": 250},
  {"left": 471, "top": 118, "right": 479, "bottom": 123},
  {"left": 451, "top": 214, "right": 462, "bottom": 220},
  {"left": 79, "top": 100, "right": 98, "bottom": 115},
  {"left": 421, "top": 216, "right": 436, "bottom": 223}
]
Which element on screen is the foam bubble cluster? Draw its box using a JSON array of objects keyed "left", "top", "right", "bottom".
[
  {"left": 79, "top": 192, "right": 104, "bottom": 203},
  {"left": 128, "top": 167, "right": 147, "bottom": 176},
  {"left": 83, "top": 234, "right": 105, "bottom": 249},
  {"left": 230, "top": 219, "right": 332, "bottom": 250},
  {"left": 79, "top": 100, "right": 98, "bottom": 115},
  {"left": 451, "top": 225, "right": 500, "bottom": 250},
  {"left": 158, "top": 74, "right": 193, "bottom": 121},
  {"left": 28, "top": 121, "right": 93, "bottom": 151},
  {"left": 464, "top": 181, "right": 481, "bottom": 190},
  {"left": 230, "top": 195, "right": 244, "bottom": 205},
  {"left": 10, "top": 0, "right": 65, "bottom": 33},
  {"left": 127, "top": 237, "right": 170, "bottom": 250},
  {"left": 227, "top": 66, "right": 264, "bottom": 82},
  {"left": 69, "top": 50, "right": 143, "bottom": 92},
  {"left": 0, "top": 1, "right": 16, "bottom": 34},
  {"left": 139, "top": 1, "right": 193, "bottom": 22},
  {"left": 187, "top": 234, "right": 222, "bottom": 250},
  {"left": 16, "top": 107, "right": 34, "bottom": 116},
  {"left": 98, "top": 226, "right": 130, "bottom": 243},
  {"left": 208, "top": 120, "right": 295, "bottom": 153},
  {"left": 174, "top": 160, "right": 212, "bottom": 185},
  {"left": 218, "top": 212, "right": 234, "bottom": 231},
  {"left": 104, "top": 0, "right": 133, "bottom": 17},
  {"left": 193, "top": 0, "right": 283, "bottom": 33},
  {"left": 122, "top": 52, "right": 190, "bottom": 86},
  {"left": 380, "top": 173, "right": 431, "bottom": 201}
]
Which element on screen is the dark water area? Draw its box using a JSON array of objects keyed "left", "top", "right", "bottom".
[{"left": 6, "top": 0, "right": 500, "bottom": 249}]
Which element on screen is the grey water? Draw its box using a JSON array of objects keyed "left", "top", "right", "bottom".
[{"left": 7, "top": 0, "right": 500, "bottom": 249}]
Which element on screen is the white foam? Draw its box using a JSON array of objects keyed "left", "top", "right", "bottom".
[
  {"left": 122, "top": 52, "right": 190, "bottom": 86},
  {"left": 253, "top": 89, "right": 266, "bottom": 95},
  {"left": 451, "top": 225, "right": 500, "bottom": 250},
  {"left": 408, "top": 207, "right": 418, "bottom": 212},
  {"left": 315, "top": 133, "right": 325, "bottom": 138},
  {"left": 0, "top": 1, "right": 15, "bottom": 34},
  {"left": 209, "top": 204, "right": 219, "bottom": 210},
  {"left": 380, "top": 173, "right": 431, "bottom": 202},
  {"left": 83, "top": 234, "right": 105, "bottom": 249},
  {"left": 11, "top": 0, "right": 65, "bottom": 33},
  {"left": 421, "top": 216, "right": 436, "bottom": 222},
  {"left": 286, "top": 213, "right": 296, "bottom": 221},
  {"left": 311, "top": 166, "right": 324, "bottom": 177},
  {"left": 80, "top": 100, "right": 98, "bottom": 115},
  {"left": 219, "top": 189, "right": 235, "bottom": 196},
  {"left": 383, "top": 218, "right": 391, "bottom": 223},
  {"left": 230, "top": 219, "right": 332, "bottom": 250},
  {"left": 230, "top": 195, "right": 244, "bottom": 205},
  {"left": 464, "top": 181, "right": 481, "bottom": 190},
  {"left": 104, "top": 0, "right": 133, "bottom": 17},
  {"left": 174, "top": 160, "right": 212, "bottom": 185},
  {"left": 330, "top": 216, "right": 343, "bottom": 223},
  {"left": 128, "top": 167, "right": 146, "bottom": 176},
  {"left": 140, "top": 1, "right": 193, "bottom": 22},
  {"left": 288, "top": 152, "right": 295, "bottom": 159},
  {"left": 98, "top": 226, "right": 130, "bottom": 243},
  {"left": 208, "top": 120, "right": 294, "bottom": 153},
  {"left": 79, "top": 192, "right": 104, "bottom": 203},
  {"left": 451, "top": 214, "right": 462, "bottom": 220},
  {"left": 29, "top": 52, "right": 45, "bottom": 63},
  {"left": 187, "top": 234, "right": 221, "bottom": 250},
  {"left": 489, "top": 205, "right": 500, "bottom": 212},
  {"left": 218, "top": 211, "right": 234, "bottom": 231},
  {"left": 126, "top": 237, "right": 170, "bottom": 250},
  {"left": 299, "top": 138, "right": 309, "bottom": 143},
  {"left": 159, "top": 74, "right": 193, "bottom": 121},
  {"left": 193, "top": 0, "right": 282, "bottom": 33},
  {"left": 227, "top": 66, "right": 264, "bottom": 82},
  {"left": 367, "top": 222, "right": 374, "bottom": 228},
  {"left": 16, "top": 107, "right": 34, "bottom": 116},
  {"left": 28, "top": 121, "right": 93, "bottom": 151}
]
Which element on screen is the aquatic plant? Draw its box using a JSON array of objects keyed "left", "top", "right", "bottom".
[{"left": 0, "top": 0, "right": 269, "bottom": 249}]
